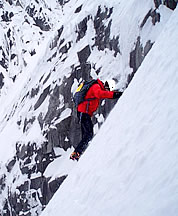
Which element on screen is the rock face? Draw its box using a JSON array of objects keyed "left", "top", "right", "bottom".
[
  {"left": 1, "top": 142, "right": 67, "bottom": 216},
  {"left": 154, "top": 0, "right": 177, "bottom": 9},
  {"left": 164, "top": 0, "right": 177, "bottom": 9},
  {"left": 0, "top": 0, "right": 174, "bottom": 215},
  {"left": 129, "top": 37, "right": 154, "bottom": 84}
]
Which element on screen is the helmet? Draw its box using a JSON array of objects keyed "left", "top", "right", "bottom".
[{"left": 104, "top": 79, "right": 116, "bottom": 91}]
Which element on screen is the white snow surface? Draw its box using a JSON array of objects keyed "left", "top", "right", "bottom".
[{"left": 41, "top": 7, "right": 178, "bottom": 216}]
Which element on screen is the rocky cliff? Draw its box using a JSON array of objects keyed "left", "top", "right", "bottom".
[{"left": 0, "top": 0, "right": 176, "bottom": 215}]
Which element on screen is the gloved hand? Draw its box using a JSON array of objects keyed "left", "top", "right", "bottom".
[{"left": 113, "top": 91, "right": 123, "bottom": 99}]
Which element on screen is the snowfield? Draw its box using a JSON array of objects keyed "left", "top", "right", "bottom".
[{"left": 41, "top": 6, "right": 178, "bottom": 216}]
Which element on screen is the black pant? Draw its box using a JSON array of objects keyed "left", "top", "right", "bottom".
[{"left": 75, "top": 112, "right": 93, "bottom": 154}]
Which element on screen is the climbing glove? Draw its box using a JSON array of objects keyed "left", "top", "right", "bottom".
[{"left": 113, "top": 91, "right": 123, "bottom": 99}]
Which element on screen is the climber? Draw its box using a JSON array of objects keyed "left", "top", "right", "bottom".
[{"left": 70, "top": 79, "right": 123, "bottom": 161}]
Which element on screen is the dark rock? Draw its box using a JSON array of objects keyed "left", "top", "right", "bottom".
[
  {"left": 164, "top": 0, "right": 177, "bottom": 10},
  {"left": 0, "top": 73, "right": 4, "bottom": 89},
  {"left": 29, "top": 49, "right": 36, "bottom": 56},
  {"left": 43, "top": 73, "right": 51, "bottom": 85},
  {"left": 42, "top": 73, "right": 82, "bottom": 151},
  {"left": 41, "top": 141, "right": 55, "bottom": 156},
  {"left": 47, "top": 51, "right": 57, "bottom": 62},
  {"left": 59, "top": 42, "right": 71, "bottom": 54},
  {"left": 96, "top": 98, "right": 118, "bottom": 124},
  {"left": 26, "top": 5, "right": 51, "bottom": 31},
  {"left": 9, "top": 39, "right": 13, "bottom": 49},
  {"left": 129, "top": 37, "right": 153, "bottom": 85},
  {"left": 20, "top": 92, "right": 30, "bottom": 106},
  {"left": 39, "top": 74, "right": 44, "bottom": 82},
  {"left": 8, "top": 188, "right": 30, "bottom": 214},
  {"left": 17, "top": 119, "right": 21, "bottom": 126},
  {"left": 23, "top": 116, "right": 36, "bottom": 133},
  {"left": 7, "top": 29, "right": 11, "bottom": 38},
  {"left": 42, "top": 85, "right": 61, "bottom": 125},
  {"left": 1, "top": 11, "right": 14, "bottom": 21},
  {"left": 71, "top": 64, "right": 91, "bottom": 81},
  {"left": 154, "top": 0, "right": 162, "bottom": 8},
  {"left": 5, "top": 141, "right": 65, "bottom": 214},
  {"left": 16, "top": 143, "right": 28, "bottom": 160},
  {"left": 48, "top": 38, "right": 68, "bottom": 62},
  {"left": 154, "top": 0, "right": 177, "bottom": 9},
  {"left": 39, "top": 177, "right": 49, "bottom": 206},
  {"left": 1, "top": 11, "right": 9, "bottom": 22},
  {"left": 10, "top": 54, "right": 16, "bottom": 60},
  {"left": 16, "top": 0, "right": 23, "bottom": 7},
  {"left": 20, "top": 166, "right": 31, "bottom": 175},
  {"left": 16, "top": 142, "right": 35, "bottom": 160},
  {"left": 6, "top": 0, "right": 13, "bottom": 5},
  {"left": 151, "top": 10, "right": 160, "bottom": 25},
  {"left": 30, "top": 86, "right": 40, "bottom": 98},
  {"left": 130, "top": 37, "right": 144, "bottom": 74},
  {"left": 110, "top": 35, "right": 120, "bottom": 57},
  {"left": 93, "top": 6, "right": 120, "bottom": 56},
  {"left": 48, "top": 40, "right": 71, "bottom": 62},
  {"left": 9, "top": 12, "right": 14, "bottom": 19},
  {"left": 31, "top": 175, "right": 67, "bottom": 206},
  {"left": 46, "top": 113, "right": 81, "bottom": 151},
  {"left": 144, "top": 40, "right": 153, "bottom": 56},
  {"left": 76, "top": 16, "right": 90, "bottom": 41},
  {"left": 140, "top": 9, "right": 160, "bottom": 29},
  {"left": 34, "top": 17, "right": 51, "bottom": 31},
  {"left": 80, "top": 63, "right": 91, "bottom": 79},
  {"left": 75, "top": 5, "right": 83, "bottom": 13},
  {"left": 0, "top": 49, "right": 8, "bottom": 70},
  {"left": 58, "top": 38, "right": 65, "bottom": 47},
  {"left": 49, "top": 176, "right": 67, "bottom": 194},
  {"left": 6, "top": 158, "right": 16, "bottom": 172},
  {"left": 36, "top": 156, "right": 54, "bottom": 174},
  {"left": 0, "top": 174, "right": 6, "bottom": 192},
  {"left": 24, "top": 157, "right": 31, "bottom": 165},
  {"left": 34, "top": 85, "right": 51, "bottom": 110},
  {"left": 12, "top": 75, "right": 16, "bottom": 82},
  {"left": 50, "top": 26, "right": 64, "bottom": 50},
  {"left": 32, "top": 144, "right": 55, "bottom": 174},
  {"left": 140, "top": 9, "right": 152, "bottom": 28},
  {"left": 58, "top": 26, "right": 64, "bottom": 38},
  {"left": 58, "top": 0, "right": 70, "bottom": 6},
  {"left": 47, "top": 117, "right": 72, "bottom": 150},
  {"left": 17, "top": 181, "right": 29, "bottom": 193},
  {"left": 3, "top": 199, "right": 11, "bottom": 216},
  {"left": 30, "top": 176, "right": 44, "bottom": 190},
  {"left": 77, "top": 45, "right": 91, "bottom": 64},
  {"left": 26, "top": 5, "right": 35, "bottom": 18},
  {"left": 38, "top": 113, "right": 44, "bottom": 130},
  {"left": 95, "top": 66, "right": 102, "bottom": 75}
]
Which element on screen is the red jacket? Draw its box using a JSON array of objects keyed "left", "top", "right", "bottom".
[{"left": 77, "top": 79, "right": 114, "bottom": 116}]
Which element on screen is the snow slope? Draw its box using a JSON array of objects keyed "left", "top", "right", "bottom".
[
  {"left": 0, "top": 0, "right": 176, "bottom": 215},
  {"left": 41, "top": 7, "right": 178, "bottom": 216}
]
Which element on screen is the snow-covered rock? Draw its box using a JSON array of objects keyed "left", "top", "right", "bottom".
[
  {"left": 0, "top": 0, "right": 176, "bottom": 215},
  {"left": 41, "top": 6, "right": 178, "bottom": 216}
]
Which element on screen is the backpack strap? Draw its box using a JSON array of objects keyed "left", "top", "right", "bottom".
[{"left": 85, "top": 98, "right": 97, "bottom": 113}]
